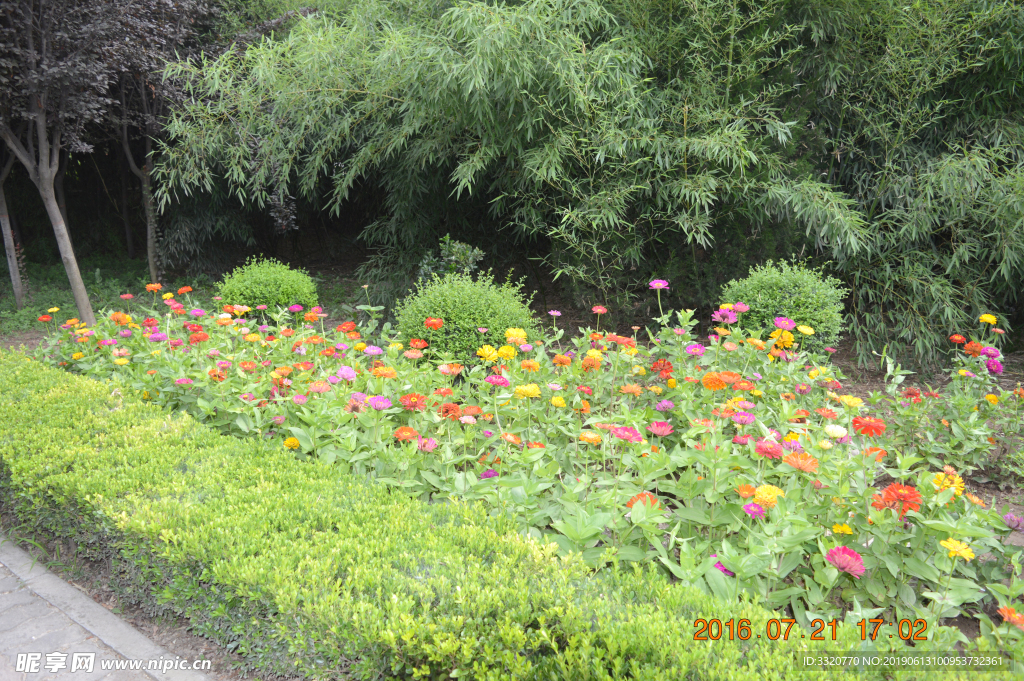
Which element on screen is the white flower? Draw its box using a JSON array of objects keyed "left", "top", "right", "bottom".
[{"left": 824, "top": 425, "right": 848, "bottom": 439}]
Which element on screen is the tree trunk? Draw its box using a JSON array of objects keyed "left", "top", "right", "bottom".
[
  {"left": 0, "top": 180, "right": 25, "bottom": 310},
  {"left": 141, "top": 164, "right": 158, "bottom": 283},
  {"left": 39, "top": 180, "right": 95, "bottom": 326},
  {"left": 55, "top": 149, "right": 72, "bottom": 247},
  {"left": 120, "top": 154, "right": 135, "bottom": 259}
]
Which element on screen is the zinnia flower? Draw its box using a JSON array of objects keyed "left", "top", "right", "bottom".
[
  {"left": 514, "top": 383, "right": 541, "bottom": 399},
  {"left": 832, "top": 523, "right": 853, "bottom": 535},
  {"left": 612, "top": 427, "right": 643, "bottom": 443},
  {"left": 783, "top": 452, "right": 819, "bottom": 473},
  {"left": 646, "top": 421, "right": 674, "bottom": 437},
  {"left": 394, "top": 426, "right": 419, "bottom": 442},
  {"left": 424, "top": 317, "right": 444, "bottom": 330},
  {"left": 648, "top": 279, "right": 669, "bottom": 289},
  {"left": 754, "top": 439, "right": 783, "bottom": 460},
  {"left": 824, "top": 424, "right": 848, "bottom": 439},
  {"left": 852, "top": 416, "right": 886, "bottom": 437},
  {"left": 979, "top": 314, "right": 997, "bottom": 324},
  {"left": 1003, "top": 513, "right": 1024, "bottom": 531},
  {"left": 701, "top": 372, "right": 727, "bottom": 391},
  {"left": 548, "top": 310, "right": 561, "bottom": 316},
  {"left": 579, "top": 431, "right": 602, "bottom": 445},
  {"left": 774, "top": 317, "right": 796, "bottom": 330},
  {"left": 736, "top": 484, "right": 756, "bottom": 498},
  {"left": 480, "top": 468, "right": 499, "bottom": 479},
  {"left": 710, "top": 554, "right": 734, "bottom": 577},
  {"left": 711, "top": 308, "right": 737, "bottom": 324},
  {"left": 986, "top": 359, "right": 1004, "bottom": 375},
  {"left": 283, "top": 437, "right": 300, "bottom": 450},
  {"left": 417, "top": 436, "right": 438, "bottom": 452},
  {"left": 871, "top": 483, "right": 922, "bottom": 518},
  {"left": 753, "top": 485, "right": 784, "bottom": 509},
  {"left": 939, "top": 538, "right": 974, "bottom": 561},
  {"left": 592, "top": 305, "right": 608, "bottom": 314},
  {"left": 369, "top": 396, "right": 392, "bottom": 411},
  {"left": 685, "top": 343, "right": 705, "bottom": 356},
  {"left": 732, "top": 411, "right": 755, "bottom": 426},
  {"left": 825, "top": 546, "right": 865, "bottom": 578},
  {"left": 743, "top": 503, "right": 765, "bottom": 519},
  {"left": 796, "top": 325, "right": 814, "bottom": 335},
  {"left": 627, "top": 491, "right": 659, "bottom": 509}
]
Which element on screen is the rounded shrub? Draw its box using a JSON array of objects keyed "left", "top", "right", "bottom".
[
  {"left": 216, "top": 257, "right": 318, "bottom": 312},
  {"left": 719, "top": 260, "right": 849, "bottom": 350},
  {"left": 394, "top": 271, "right": 539, "bottom": 362}
]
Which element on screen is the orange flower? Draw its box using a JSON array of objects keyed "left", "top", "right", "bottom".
[
  {"left": 208, "top": 369, "right": 226, "bottom": 382},
  {"left": 424, "top": 317, "right": 444, "bottom": 330},
  {"left": 619, "top": 384, "right": 643, "bottom": 397},
  {"left": 780, "top": 392, "right": 795, "bottom": 401},
  {"left": 145, "top": 283, "right": 162, "bottom": 292},
  {"left": 871, "top": 483, "right": 922, "bottom": 518},
  {"left": 239, "top": 361, "right": 257, "bottom": 372},
  {"left": 963, "top": 341, "right": 983, "bottom": 357},
  {"left": 345, "top": 331, "right": 360, "bottom": 340},
  {"left": 274, "top": 366, "right": 293, "bottom": 376},
  {"left": 736, "top": 484, "right": 757, "bottom": 498},
  {"left": 304, "top": 312, "right": 320, "bottom": 322},
  {"left": 581, "top": 357, "right": 601, "bottom": 372},
  {"left": 320, "top": 348, "right": 336, "bottom": 357},
  {"left": 177, "top": 286, "right": 192, "bottom": 295},
  {"left": 304, "top": 335, "right": 324, "bottom": 345},
  {"left": 701, "top": 372, "right": 727, "bottom": 391},
  {"left": 627, "top": 492, "right": 659, "bottom": 509},
  {"left": 409, "top": 338, "right": 428, "bottom": 349},
  {"left": 293, "top": 362, "right": 314, "bottom": 371},
  {"left": 965, "top": 492, "right": 985, "bottom": 507},
  {"left": 337, "top": 321, "right": 357, "bottom": 333},
  {"left": 852, "top": 416, "right": 886, "bottom": 437},
  {"left": 589, "top": 332, "right": 604, "bottom": 341},
  {"left": 552, "top": 354, "right": 571, "bottom": 367},
  {"left": 526, "top": 441, "right": 545, "bottom": 449},
  {"left": 733, "top": 380, "right": 755, "bottom": 392},
  {"left": 109, "top": 312, "right": 131, "bottom": 326},
  {"left": 501, "top": 432, "right": 522, "bottom": 445},
  {"left": 400, "top": 393, "right": 428, "bottom": 411},
  {"left": 579, "top": 431, "right": 602, "bottom": 445},
  {"left": 575, "top": 399, "right": 591, "bottom": 415},
  {"left": 814, "top": 408, "right": 837, "bottom": 420},
  {"left": 216, "top": 318, "right": 233, "bottom": 326},
  {"left": 439, "top": 403, "right": 463, "bottom": 420},
  {"left": 394, "top": 426, "right": 419, "bottom": 442},
  {"left": 783, "top": 452, "right": 819, "bottom": 473},
  {"left": 521, "top": 360, "right": 540, "bottom": 372},
  {"left": 789, "top": 409, "right": 810, "bottom": 423},
  {"left": 997, "top": 607, "right": 1024, "bottom": 630},
  {"left": 718, "top": 371, "right": 741, "bottom": 385},
  {"left": 281, "top": 328, "right": 295, "bottom": 337},
  {"left": 371, "top": 366, "right": 397, "bottom": 379},
  {"left": 863, "top": 446, "right": 887, "bottom": 462},
  {"left": 434, "top": 387, "right": 453, "bottom": 397},
  {"left": 462, "top": 405, "right": 483, "bottom": 416},
  {"left": 439, "top": 363, "right": 464, "bottom": 376}
]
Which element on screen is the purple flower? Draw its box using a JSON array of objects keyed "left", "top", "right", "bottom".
[
  {"left": 774, "top": 317, "right": 796, "bottom": 330},
  {"left": 293, "top": 345, "right": 307, "bottom": 355},
  {"left": 189, "top": 309, "right": 205, "bottom": 317},
  {"left": 732, "top": 411, "right": 756, "bottom": 426},
  {"left": 655, "top": 399, "right": 675, "bottom": 412},
  {"left": 175, "top": 378, "right": 193, "bottom": 385},
  {"left": 118, "top": 329, "right": 132, "bottom": 338},
  {"left": 711, "top": 308, "right": 737, "bottom": 324},
  {"left": 148, "top": 333, "right": 168, "bottom": 342},
  {"left": 649, "top": 279, "right": 670, "bottom": 290},
  {"left": 980, "top": 346, "right": 1000, "bottom": 359},
  {"left": 548, "top": 310, "right": 561, "bottom": 317},
  {"left": 288, "top": 304, "right": 304, "bottom": 312},
  {"left": 781, "top": 439, "right": 804, "bottom": 453},
  {"left": 711, "top": 554, "right": 734, "bottom": 577},
  {"left": 752, "top": 373, "right": 762, "bottom": 381},
  {"left": 328, "top": 375, "right": 340, "bottom": 384},
  {"left": 363, "top": 345, "right": 383, "bottom": 356},
  {"left": 986, "top": 358, "right": 1004, "bottom": 375},
  {"left": 795, "top": 382, "right": 812, "bottom": 395},
  {"left": 1003, "top": 513, "right": 1023, "bottom": 531},
  {"left": 685, "top": 344, "right": 705, "bottom": 356},
  {"left": 335, "top": 343, "right": 349, "bottom": 351},
  {"left": 369, "top": 396, "right": 392, "bottom": 411},
  {"left": 293, "top": 394, "right": 308, "bottom": 406},
  {"left": 743, "top": 503, "right": 766, "bottom": 519},
  {"left": 481, "top": 468, "right": 499, "bottom": 479},
  {"left": 732, "top": 302, "right": 749, "bottom": 313}
]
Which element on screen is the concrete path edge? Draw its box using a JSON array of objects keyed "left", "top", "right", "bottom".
[{"left": 0, "top": 534, "right": 208, "bottom": 681}]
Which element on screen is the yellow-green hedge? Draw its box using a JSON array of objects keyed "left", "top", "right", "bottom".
[{"left": 0, "top": 352, "right": 990, "bottom": 680}]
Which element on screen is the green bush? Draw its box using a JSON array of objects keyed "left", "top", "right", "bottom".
[
  {"left": 719, "top": 260, "right": 849, "bottom": 351},
  {"left": 394, "top": 271, "right": 539, "bottom": 361},
  {"left": 3, "top": 351, "right": 988, "bottom": 681},
  {"left": 216, "top": 257, "right": 318, "bottom": 311}
]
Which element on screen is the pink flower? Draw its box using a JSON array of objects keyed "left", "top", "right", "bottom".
[
  {"left": 486, "top": 375, "right": 510, "bottom": 387},
  {"left": 986, "top": 358, "right": 1004, "bottom": 375},
  {"left": 754, "top": 438, "right": 783, "bottom": 459},
  {"left": 293, "top": 394, "right": 308, "bottom": 406},
  {"left": 337, "top": 366, "right": 357, "bottom": 381},
  {"left": 417, "top": 436, "right": 438, "bottom": 452},
  {"left": 795, "top": 383, "right": 811, "bottom": 395},
  {"left": 175, "top": 378, "right": 193, "bottom": 385},
  {"left": 685, "top": 344, "right": 705, "bottom": 356},
  {"left": 649, "top": 279, "right": 670, "bottom": 290},
  {"left": 481, "top": 468, "right": 498, "bottom": 479},
  {"left": 460, "top": 415, "right": 477, "bottom": 425},
  {"left": 711, "top": 308, "right": 737, "bottom": 324},
  {"left": 592, "top": 305, "right": 608, "bottom": 315},
  {"left": 120, "top": 293, "right": 134, "bottom": 300},
  {"left": 732, "top": 411, "right": 755, "bottom": 426},
  {"left": 732, "top": 434, "right": 752, "bottom": 445},
  {"left": 774, "top": 317, "right": 796, "bottom": 330},
  {"left": 611, "top": 427, "right": 643, "bottom": 443},
  {"left": 711, "top": 554, "right": 734, "bottom": 577},
  {"left": 825, "top": 546, "right": 865, "bottom": 579},
  {"left": 655, "top": 399, "right": 674, "bottom": 412},
  {"left": 824, "top": 347, "right": 837, "bottom": 353},
  {"left": 732, "top": 302, "right": 749, "bottom": 313},
  {"left": 646, "top": 421, "right": 674, "bottom": 437},
  {"left": 288, "top": 304, "right": 303, "bottom": 312},
  {"left": 271, "top": 415, "right": 286, "bottom": 425}
]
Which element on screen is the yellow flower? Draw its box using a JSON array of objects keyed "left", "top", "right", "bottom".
[
  {"left": 940, "top": 538, "right": 974, "bottom": 561},
  {"left": 818, "top": 439, "right": 833, "bottom": 450},
  {"left": 505, "top": 328, "right": 527, "bottom": 344},
  {"left": 832, "top": 523, "right": 853, "bottom": 535},
  {"left": 719, "top": 303, "right": 734, "bottom": 310},
  {"left": 579, "top": 431, "right": 602, "bottom": 445},
  {"left": 113, "top": 358, "right": 129, "bottom": 366},
  {"left": 933, "top": 472, "right": 965, "bottom": 497},
  {"left": 984, "top": 394, "right": 999, "bottom": 405},
  {"left": 283, "top": 437, "right": 301, "bottom": 450},
  {"left": 751, "top": 389, "right": 764, "bottom": 397},
  {"left": 48, "top": 307, "right": 60, "bottom": 313},
  {"left": 783, "top": 432, "right": 801, "bottom": 442},
  {"left": 585, "top": 348, "right": 603, "bottom": 360},
  {"left": 796, "top": 325, "right": 815, "bottom": 335},
  {"left": 667, "top": 378, "right": 677, "bottom": 389},
  {"left": 839, "top": 395, "right": 863, "bottom": 408},
  {"left": 746, "top": 338, "right": 766, "bottom": 350},
  {"left": 753, "top": 485, "right": 785, "bottom": 509},
  {"left": 958, "top": 369, "right": 970, "bottom": 377},
  {"left": 151, "top": 350, "right": 161, "bottom": 356},
  {"left": 623, "top": 346, "right": 638, "bottom": 356},
  {"left": 714, "top": 327, "right": 732, "bottom": 336},
  {"left": 551, "top": 396, "right": 566, "bottom": 408},
  {"left": 72, "top": 352, "right": 84, "bottom": 360},
  {"left": 142, "top": 391, "right": 151, "bottom": 400},
  {"left": 647, "top": 386, "right": 663, "bottom": 395},
  {"left": 769, "top": 329, "right": 795, "bottom": 348},
  {"left": 354, "top": 342, "right": 367, "bottom": 352},
  {"left": 244, "top": 333, "right": 261, "bottom": 342},
  {"left": 162, "top": 292, "right": 174, "bottom": 300},
  {"left": 477, "top": 345, "right": 499, "bottom": 362},
  {"left": 497, "top": 345, "right": 517, "bottom": 360},
  {"left": 128, "top": 322, "right": 140, "bottom": 329},
  {"left": 514, "top": 383, "right": 541, "bottom": 399},
  {"left": 388, "top": 343, "right": 403, "bottom": 350},
  {"left": 979, "top": 314, "right": 997, "bottom": 325},
  {"left": 632, "top": 366, "right": 646, "bottom": 376}
]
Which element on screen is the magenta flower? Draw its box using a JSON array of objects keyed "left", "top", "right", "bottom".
[
  {"left": 118, "top": 329, "right": 132, "bottom": 338},
  {"left": 337, "top": 366, "right": 357, "bottom": 381},
  {"left": 711, "top": 554, "right": 734, "bottom": 577},
  {"left": 292, "top": 394, "right": 308, "bottom": 406},
  {"left": 98, "top": 339, "right": 117, "bottom": 346},
  {"left": 986, "top": 358, "right": 1003, "bottom": 375},
  {"left": 417, "top": 436, "right": 438, "bottom": 452},
  {"left": 980, "top": 346, "right": 1000, "bottom": 359},
  {"left": 520, "top": 343, "right": 533, "bottom": 352},
  {"left": 328, "top": 376, "right": 340, "bottom": 384},
  {"left": 256, "top": 305, "right": 268, "bottom": 310},
  {"left": 685, "top": 344, "right": 705, "bottom": 356},
  {"left": 649, "top": 279, "right": 670, "bottom": 290},
  {"left": 240, "top": 393, "right": 255, "bottom": 402},
  {"left": 825, "top": 546, "right": 865, "bottom": 579},
  {"left": 774, "top": 317, "right": 796, "bottom": 331},
  {"left": 189, "top": 309, "right": 205, "bottom": 317},
  {"left": 795, "top": 382, "right": 812, "bottom": 395},
  {"left": 731, "top": 411, "right": 755, "bottom": 426},
  {"left": 743, "top": 503, "right": 765, "bottom": 519},
  {"left": 369, "top": 396, "right": 392, "bottom": 411},
  {"left": 363, "top": 345, "right": 383, "bottom": 355},
  {"left": 824, "top": 347, "right": 837, "bottom": 353},
  {"left": 148, "top": 333, "right": 168, "bottom": 342},
  {"left": 175, "top": 378, "right": 193, "bottom": 385},
  {"left": 646, "top": 421, "right": 674, "bottom": 437},
  {"left": 781, "top": 439, "right": 804, "bottom": 453},
  {"left": 477, "top": 327, "right": 489, "bottom": 333},
  {"left": 288, "top": 304, "right": 303, "bottom": 312},
  {"left": 480, "top": 468, "right": 498, "bottom": 479},
  {"left": 711, "top": 308, "right": 737, "bottom": 324},
  {"left": 486, "top": 375, "right": 510, "bottom": 387},
  {"left": 655, "top": 399, "right": 675, "bottom": 412},
  {"left": 732, "top": 302, "right": 749, "bottom": 313}
]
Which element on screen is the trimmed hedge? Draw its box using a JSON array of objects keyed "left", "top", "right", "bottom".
[{"left": 0, "top": 352, "right": 987, "bottom": 680}]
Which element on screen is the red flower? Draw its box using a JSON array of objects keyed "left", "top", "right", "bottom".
[
  {"left": 424, "top": 317, "right": 444, "bottom": 330},
  {"left": 433, "top": 387, "right": 453, "bottom": 397},
  {"left": 409, "top": 338, "right": 429, "bottom": 349},
  {"left": 439, "top": 402, "right": 462, "bottom": 420},
  {"left": 38, "top": 315, "right": 52, "bottom": 322},
  {"left": 814, "top": 408, "right": 837, "bottom": 420},
  {"left": 177, "top": 286, "right": 193, "bottom": 295},
  {"left": 948, "top": 334, "right": 966, "bottom": 344},
  {"left": 337, "top": 321, "right": 356, "bottom": 333},
  {"left": 189, "top": 332, "right": 210, "bottom": 344},
  {"left": 651, "top": 359, "right": 673, "bottom": 378},
  {"left": 400, "top": 393, "right": 428, "bottom": 411},
  {"left": 577, "top": 385, "right": 593, "bottom": 396},
  {"left": 852, "top": 416, "right": 886, "bottom": 437},
  {"left": 871, "top": 483, "right": 922, "bottom": 518},
  {"left": 627, "top": 492, "right": 659, "bottom": 509}
]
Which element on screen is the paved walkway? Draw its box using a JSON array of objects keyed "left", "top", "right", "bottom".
[{"left": 0, "top": 538, "right": 207, "bottom": 681}]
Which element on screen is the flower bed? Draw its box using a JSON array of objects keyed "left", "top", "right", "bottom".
[{"left": 35, "top": 285, "right": 1024, "bottom": 660}]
